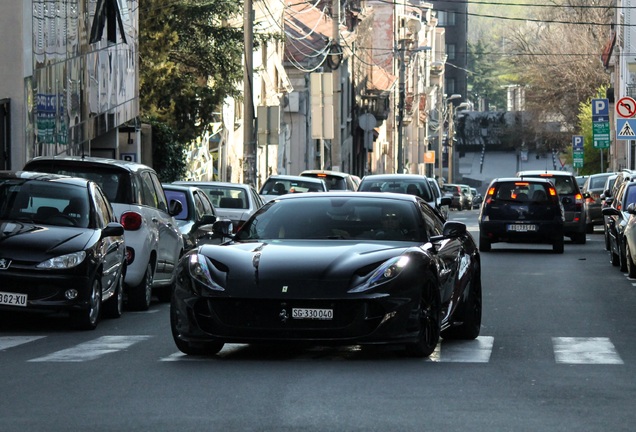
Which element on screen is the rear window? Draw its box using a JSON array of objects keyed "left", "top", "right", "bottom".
[
  {"left": 359, "top": 180, "right": 434, "bottom": 202},
  {"left": 492, "top": 181, "right": 553, "bottom": 202},
  {"left": 199, "top": 185, "right": 248, "bottom": 209},
  {"left": 23, "top": 161, "right": 130, "bottom": 204},
  {"left": 301, "top": 173, "right": 347, "bottom": 191},
  {"left": 520, "top": 174, "right": 577, "bottom": 195},
  {"left": 261, "top": 179, "right": 324, "bottom": 194},
  {"left": 589, "top": 174, "right": 612, "bottom": 189}
]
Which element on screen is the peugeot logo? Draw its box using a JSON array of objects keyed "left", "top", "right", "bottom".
[{"left": 0, "top": 258, "right": 11, "bottom": 270}]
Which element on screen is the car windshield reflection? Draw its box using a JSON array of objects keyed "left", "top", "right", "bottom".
[{"left": 236, "top": 197, "right": 423, "bottom": 241}]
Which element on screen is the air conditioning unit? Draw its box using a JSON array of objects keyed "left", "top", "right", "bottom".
[{"left": 284, "top": 92, "right": 300, "bottom": 113}]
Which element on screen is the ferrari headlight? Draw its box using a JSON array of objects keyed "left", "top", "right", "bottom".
[
  {"left": 37, "top": 251, "right": 86, "bottom": 269},
  {"left": 188, "top": 253, "right": 225, "bottom": 292},
  {"left": 350, "top": 255, "right": 410, "bottom": 293}
]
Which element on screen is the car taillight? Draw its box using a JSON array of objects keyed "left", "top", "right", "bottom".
[
  {"left": 572, "top": 193, "right": 584, "bottom": 211},
  {"left": 120, "top": 211, "right": 143, "bottom": 230}
]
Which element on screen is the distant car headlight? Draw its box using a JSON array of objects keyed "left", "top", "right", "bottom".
[
  {"left": 37, "top": 251, "right": 86, "bottom": 269},
  {"left": 350, "top": 255, "right": 410, "bottom": 293},
  {"left": 188, "top": 253, "right": 225, "bottom": 292}
]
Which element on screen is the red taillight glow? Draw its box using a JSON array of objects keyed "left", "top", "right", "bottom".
[
  {"left": 548, "top": 187, "right": 557, "bottom": 196},
  {"left": 120, "top": 211, "right": 143, "bottom": 230}
]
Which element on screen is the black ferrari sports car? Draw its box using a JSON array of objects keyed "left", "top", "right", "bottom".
[{"left": 171, "top": 192, "right": 482, "bottom": 357}]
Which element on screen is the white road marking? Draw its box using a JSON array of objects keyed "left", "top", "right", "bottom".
[
  {"left": 28, "top": 335, "right": 152, "bottom": 362},
  {"left": 552, "top": 337, "right": 623, "bottom": 364},
  {"left": 430, "top": 336, "right": 494, "bottom": 363},
  {"left": 0, "top": 336, "right": 46, "bottom": 350}
]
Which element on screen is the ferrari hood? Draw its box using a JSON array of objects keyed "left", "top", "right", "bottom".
[
  {"left": 198, "top": 240, "right": 413, "bottom": 295},
  {"left": 0, "top": 221, "right": 94, "bottom": 261}
]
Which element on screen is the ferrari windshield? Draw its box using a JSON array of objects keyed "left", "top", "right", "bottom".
[{"left": 235, "top": 196, "right": 423, "bottom": 241}]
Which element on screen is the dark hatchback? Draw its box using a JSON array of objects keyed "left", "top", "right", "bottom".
[
  {"left": 0, "top": 171, "right": 126, "bottom": 329},
  {"left": 479, "top": 178, "right": 565, "bottom": 253}
]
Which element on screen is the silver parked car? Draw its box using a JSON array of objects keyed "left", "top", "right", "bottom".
[{"left": 172, "top": 181, "right": 265, "bottom": 233}]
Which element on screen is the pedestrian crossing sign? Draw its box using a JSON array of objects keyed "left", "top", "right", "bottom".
[{"left": 616, "top": 118, "right": 636, "bottom": 141}]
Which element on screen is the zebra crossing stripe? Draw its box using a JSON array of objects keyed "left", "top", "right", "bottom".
[
  {"left": 28, "top": 335, "right": 152, "bottom": 362},
  {"left": 0, "top": 336, "right": 46, "bottom": 350},
  {"left": 552, "top": 337, "right": 623, "bottom": 364},
  {"left": 430, "top": 336, "right": 494, "bottom": 363}
]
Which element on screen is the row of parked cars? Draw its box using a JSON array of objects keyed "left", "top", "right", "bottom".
[
  {"left": 0, "top": 157, "right": 476, "bottom": 330},
  {"left": 595, "top": 169, "right": 636, "bottom": 276}
]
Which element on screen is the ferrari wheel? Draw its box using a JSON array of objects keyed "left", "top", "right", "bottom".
[
  {"left": 170, "top": 294, "right": 224, "bottom": 356},
  {"left": 70, "top": 277, "right": 102, "bottom": 330},
  {"left": 405, "top": 278, "right": 441, "bottom": 358},
  {"left": 128, "top": 262, "right": 153, "bottom": 311},
  {"left": 442, "top": 268, "right": 482, "bottom": 340}
]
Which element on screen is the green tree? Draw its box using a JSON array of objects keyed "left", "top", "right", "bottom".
[
  {"left": 147, "top": 118, "right": 187, "bottom": 182},
  {"left": 139, "top": 0, "right": 244, "bottom": 144},
  {"left": 467, "top": 40, "right": 509, "bottom": 110}
]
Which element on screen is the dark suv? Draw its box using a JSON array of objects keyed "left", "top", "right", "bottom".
[
  {"left": 516, "top": 170, "right": 587, "bottom": 244},
  {"left": 479, "top": 178, "right": 565, "bottom": 253}
]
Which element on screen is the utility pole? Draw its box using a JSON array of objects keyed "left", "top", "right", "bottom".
[
  {"left": 448, "top": 101, "right": 454, "bottom": 183},
  {"left": 243, "top": 0, "right": 255, "bottom": 185},
  {"left": 437, "top": 88, "right": 443, "bottom": 181},
  {"left": 331, "top": 0, "right": 341, "bottom": 170},
  {"left": 397, "top": 39, "right": 405, "bottom": 174}
]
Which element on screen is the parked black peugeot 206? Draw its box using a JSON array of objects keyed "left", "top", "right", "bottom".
[{"left": 478, "top": 177, "right": 565, "bottom": 253}]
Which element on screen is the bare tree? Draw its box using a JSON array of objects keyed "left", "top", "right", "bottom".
[{"left": 507, "top": 0, "right": 613, "bottom": 150}]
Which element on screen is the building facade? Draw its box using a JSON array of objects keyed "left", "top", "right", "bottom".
[{"left": 0, "top": 0, "right": 140, "bottom": 170}]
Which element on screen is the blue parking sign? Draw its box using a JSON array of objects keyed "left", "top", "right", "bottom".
[
  {"left": 572, "top": 135, "right": 584, "bottom": 150},
  {"left": 592, "top": 99, "right": 609, "bottom": 116},
  {"left": 592, "top": 98, "right": 610, "bottom": 122}
]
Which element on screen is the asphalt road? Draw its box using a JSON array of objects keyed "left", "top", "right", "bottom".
[{"left": 1, "top": 210, "right": 635, "bottom": 432}]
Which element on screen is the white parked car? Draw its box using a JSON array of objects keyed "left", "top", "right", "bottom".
[{"left": 23, "top": 156, "right": 184, "bottom": 310}]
